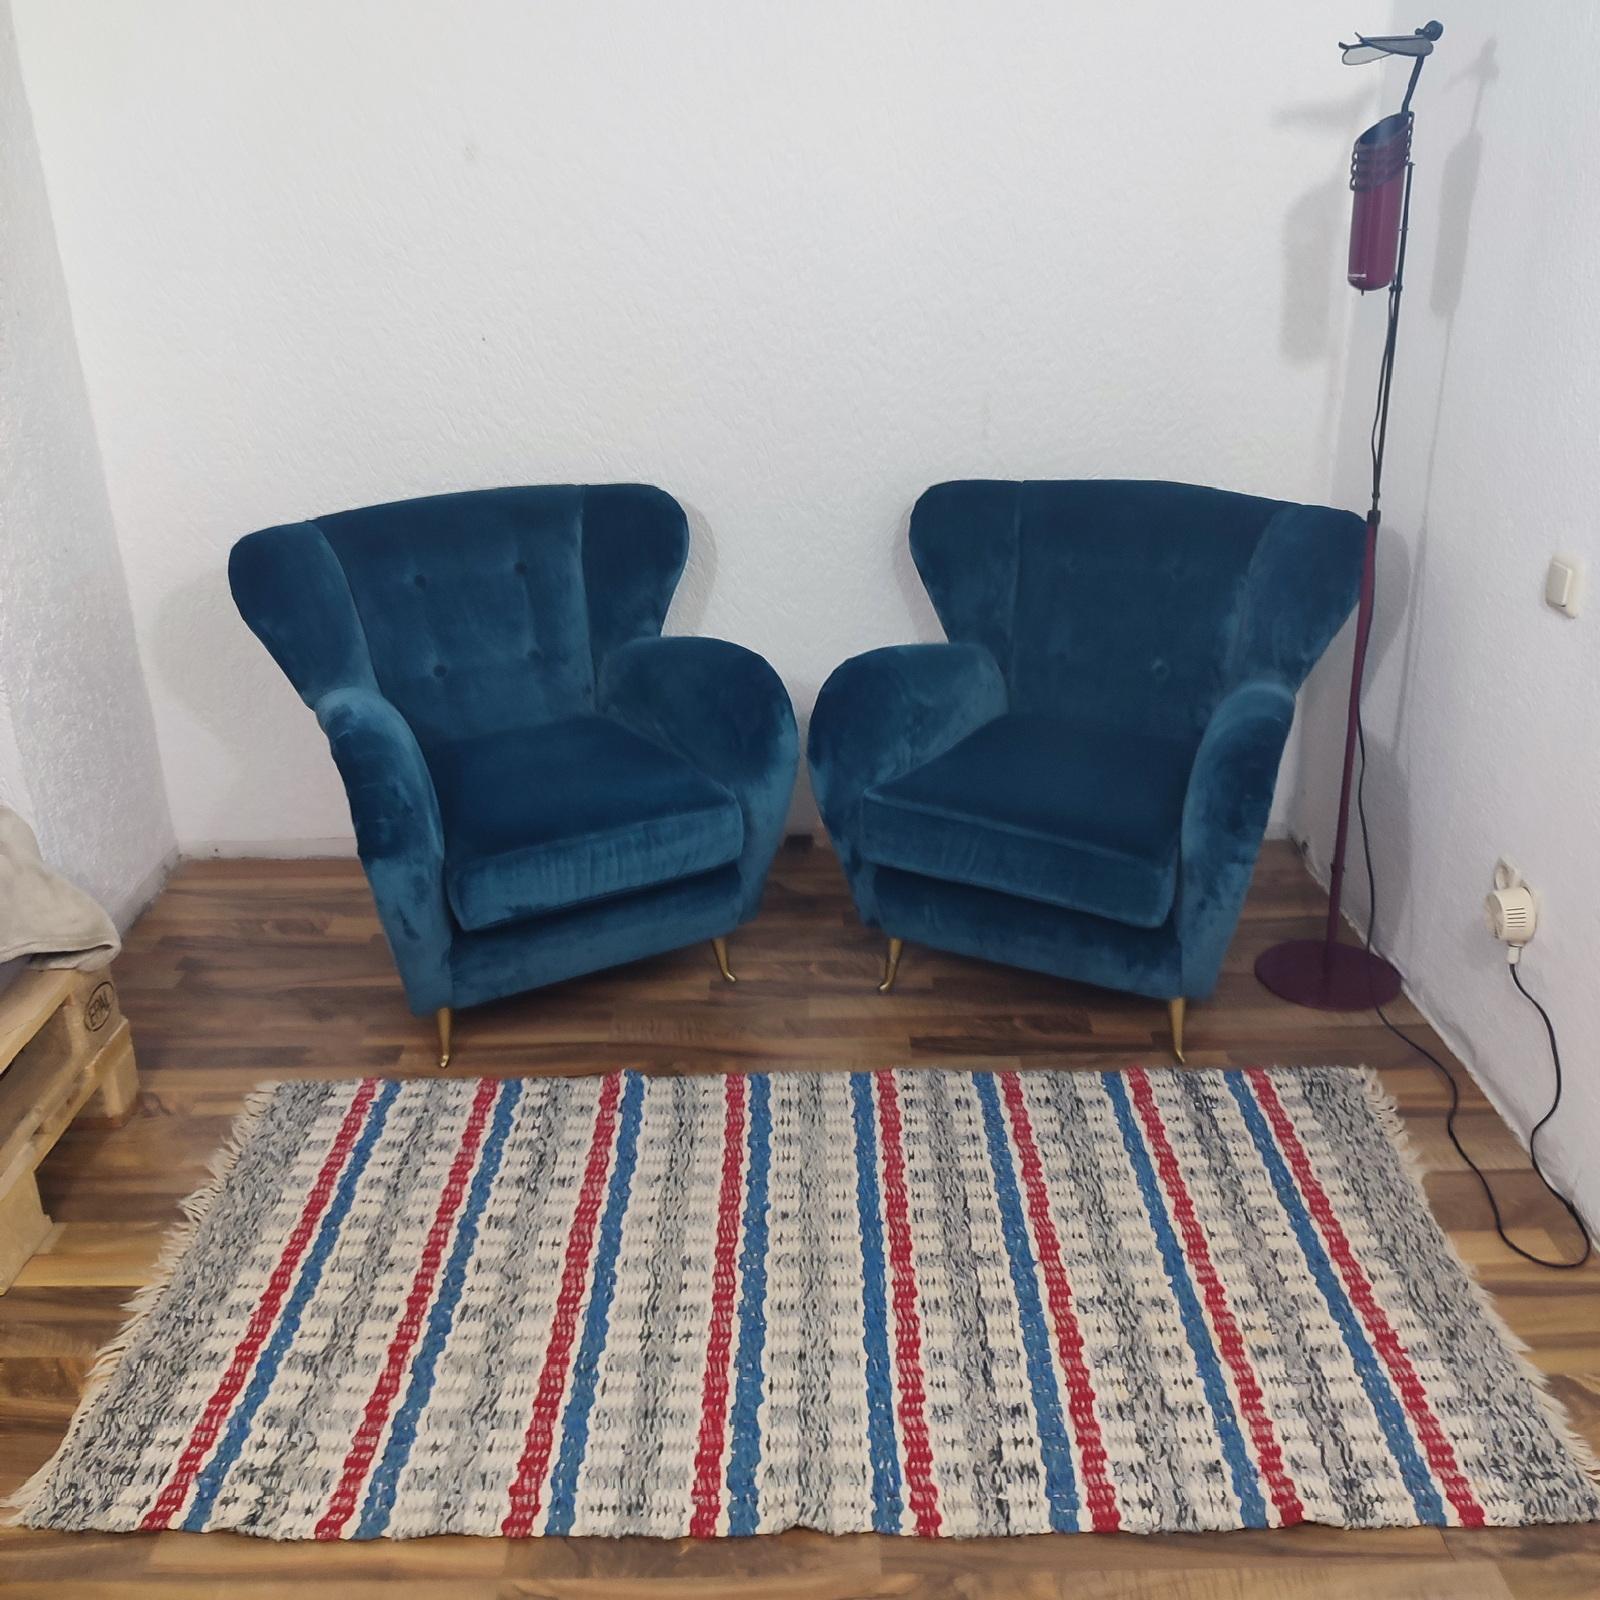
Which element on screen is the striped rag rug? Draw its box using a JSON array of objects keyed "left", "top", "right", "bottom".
[{"left": 13, "top": 1067, "right": 1598, "bottom": 1540}]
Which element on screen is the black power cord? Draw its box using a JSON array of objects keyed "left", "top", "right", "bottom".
[
  {"left": 1350, "top": 720, "right": 1587, "bottom": 1267},
  {"left": 1507, "top": 962, "right": 1592, "bottom": 1266},
  {"left": 1345, "top": 159, "right": 1591, "bottom": 1267},
  {"left": 1351, "top": 294, "right": 1591, "bottom": 1265},
  {"left": 1353, "top": 710, "right": 1591, "bottom": 1269}
]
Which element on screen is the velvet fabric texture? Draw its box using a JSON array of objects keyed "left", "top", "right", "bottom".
[
  {"left": 862, "top": 714, "right": 1195, "bottom": 928},
  {"left": 231, "top": 485, "right": 797, "bottom": 1015},
  {"left": 809, "top": 480, "right": 1363, "bottom": 1002}
]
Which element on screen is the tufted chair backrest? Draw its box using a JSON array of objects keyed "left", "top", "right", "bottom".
[
  {"left": 909, "top": 480, "right": 1364, "bottom": 742},
  {"left": 231, "top": 484, "right": 689, "bottom": 747}
]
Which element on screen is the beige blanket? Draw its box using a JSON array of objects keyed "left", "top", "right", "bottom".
[{"left": 0, "top": 807, "right": 120, "bottom": 971}]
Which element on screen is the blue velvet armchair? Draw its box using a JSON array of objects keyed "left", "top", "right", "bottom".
[
  {"left": 231, "top": 485, "right": 797, "bottom": 1065},
  {"left": 808, "top": 480, "right": 1363, "bottom": 1058}
]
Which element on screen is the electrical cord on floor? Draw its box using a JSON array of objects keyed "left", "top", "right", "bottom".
[
  {"left": 1346, "top": 232, "right": 1591, "bottom": 1269},
  {"left": 1353, "top": 692, "right": 1592, "bottom": 1270}
]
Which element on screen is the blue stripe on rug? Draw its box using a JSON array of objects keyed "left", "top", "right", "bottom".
[
  {"left": 726, "top": 1071, "right": 772, "bottom": 1535},
  {"left": 972, "top": 1071, "right": 1078, "bottom": 1532},
  {"left": 850, "top": 1071, "right": 903, "bottom": 1533},
  {"left": 1224, "top": 1072, "right": 1446, "bottom": 1523},
  {"left": 354, "top": 1077, "right": 524, "bottom": 1537},
  {"left": 183, "top": 1079, "right": 402, "bottom": 1530},
  {"left": 541, "top": 1071, "right": 647, "bottom": 1536},
  {"left": 1101, "top": 1072, "right": 1266, "bottom": 1527}
]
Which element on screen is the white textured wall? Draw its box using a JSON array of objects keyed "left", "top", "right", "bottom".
[
  {"left": 12, "top": 0, "right": 1372, "bottom": 850},
  {"left": 0, "top": 4, "right": 174, "bottom": 923},
  {"left": 17, "top": 1, "right": 1589, "bottom": 1231},
  {"left": 1292, "top": 4, "right": 1600, "bottom": 1229}
]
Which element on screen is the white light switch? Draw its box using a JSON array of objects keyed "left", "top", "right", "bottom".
[{"left": 1545, "top": 554, "right": 1582, "bottom": 618}]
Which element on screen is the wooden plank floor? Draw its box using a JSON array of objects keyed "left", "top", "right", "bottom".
[{"left": 2, "top": 839, "right": 1595, "bottom": 1598}]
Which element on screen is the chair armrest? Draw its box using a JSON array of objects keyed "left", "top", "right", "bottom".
[
  {"left": 315, "top": 687, "right": 453, "bottom": 1013},
  {"left": 1178, "top": 677, "right": 1296, "bottom": 997},
  {"left": 807, "top": 643, "right": 1007, "bottom": 880},
  {"left": 598, "top": 637, "right": 799, "bottom": 919}
]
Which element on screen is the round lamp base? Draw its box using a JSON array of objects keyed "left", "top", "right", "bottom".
[{"left": 1255, "top": 939, "right": 1402, "bottom": 1012}]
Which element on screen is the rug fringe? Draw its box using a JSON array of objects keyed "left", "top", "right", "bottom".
[
  {"left": 1350, "top": 1063, "right": 1600, "bottom": 1490},
  {"left": 10, "top": 1066, "right": 1597, "bottom": 1533},
  {"left": 3, "top": 1083, "right": 282, "bottom": 1526}
]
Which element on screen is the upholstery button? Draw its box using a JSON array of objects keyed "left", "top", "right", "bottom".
[
  {"left": 414, "top": 574, "right": 427, "bottom": 589},
  {"left": 514, "top": 560, "right": 528, "bottom": 575},
  {"left": 433, "top": 663, "right": 448, "bottom": 677}
]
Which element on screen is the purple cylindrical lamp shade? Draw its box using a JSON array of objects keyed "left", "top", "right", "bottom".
[{"left": 1347, "top": 111, "right": 1412, "bottom": 291}]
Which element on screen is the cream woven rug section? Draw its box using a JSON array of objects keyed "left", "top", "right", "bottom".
[{"left": 13, "top": 1067, "right": 1599, "bottom": 1539}]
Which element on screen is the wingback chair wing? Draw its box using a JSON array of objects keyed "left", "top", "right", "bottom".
[
  {"left": 231, "top": 485, "right": 797, "bottom": 1064},
  {"left": 808, "top": 479, "right": 1364, "bottom": 1058}
]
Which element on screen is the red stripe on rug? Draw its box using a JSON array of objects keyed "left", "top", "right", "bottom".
[
  {"left": 141, "top": 1080, "right": 380, "bottom": 1531},
  {"left": 500, "top": 1073, "right": 625, "bottom": 1536},
  {"left": 999, "top": 1072, "right": 1122, "bottom": 1533},
  {"left": 874, "top": 1071, "right": 942, "bottom": 1536},
  {"left": 1245, "top": 1069, "right": 1486, "bottom": 1527},
  {"left": 688, "top": 1073, "right": 749, "bottom": 1537},
  {"left": 314, "top": 1077, "right": 501, "bottom": 1539},
  {"left": 1127, "top": 1069, "right": 1305, "bottom": 1527}
]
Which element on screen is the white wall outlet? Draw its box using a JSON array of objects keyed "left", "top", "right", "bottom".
[
  {"left": 1485, "top": 882, "right": 1538, "bottom": 958},
  {"left": 1545, "top": 554, "right": 1583, "bottom": 617},
  {"left": 1493, "top": 857, "right": 1522, "bottom": 892}
]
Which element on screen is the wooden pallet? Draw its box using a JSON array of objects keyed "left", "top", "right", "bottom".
[{"left": 0, "top": 966, "right": 138, "bottom": 1291}]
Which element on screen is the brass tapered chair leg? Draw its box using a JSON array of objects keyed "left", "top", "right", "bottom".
[
  {"left": 435, "top": 1006, "right": 453, "bottom": 1070},
  {"left": 1167, "top": 998, "right": 1186, "bottom": 1065},
  {"left": 878, "top": 936, "right": 905, "bottom": 994},
  {"left": 711, "top": 936, "right": 737, "bottom": 983}
]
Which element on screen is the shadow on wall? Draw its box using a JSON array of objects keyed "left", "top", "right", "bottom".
[
  {"left": 890, "top": 498, "right": 942, "bottom": 645},
  {"left": 668, "top": 498, "right": 718, "bottom": 638},
  {"left": 771, "top": 495, "right": 942, "bottom": 837},
  {"left": 151, "top": 568, "right": 327, "bottom": 850},
  {"left": 1275, "top": 90, "right": 1376, "bottom": 365},
  {"left": 1274, "top": 89, "right": 1376, "bottom": 494},
  {"left": 1292, "top": 39, "right": 1495, "bottom": 962},
  {"left": 669, "top": 497, "right": 818, "bottom": 832},
  {"left": 1391, "top": 35, "right": 1495, "bottom": 758},
  {"left": 1432, "top": 42, "right": 1496, "bottom": 324}
]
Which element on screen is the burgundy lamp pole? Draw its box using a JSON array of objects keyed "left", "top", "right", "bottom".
[{"left": 1256, "top": 21, "right": 1443, "bottom": 1011}]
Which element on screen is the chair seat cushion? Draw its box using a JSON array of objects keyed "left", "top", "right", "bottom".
[
  {"left": 859, "top": 714, "right": 1197, "bottom": 927},
  {"left": 428, "top": 715, "right": 744, "bottom": 931}
]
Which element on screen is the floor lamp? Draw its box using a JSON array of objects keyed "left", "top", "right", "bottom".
[{"left": 1256, "top": 21, "right": 1443, "bottom": 1010}]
